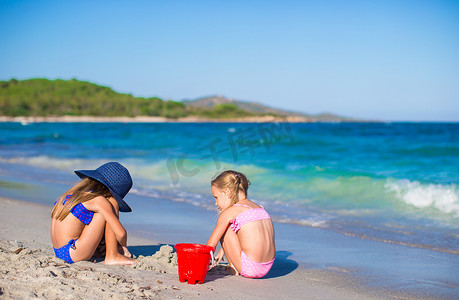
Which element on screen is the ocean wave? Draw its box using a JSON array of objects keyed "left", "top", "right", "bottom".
[
  {"left": 273, "top": 217, "right": 329, "bottom": 228},
  {"left": 0, "top": 155, "right": 102, "bottom": 171},
  {"left": 0, "top": 154, "right": 268, "bottom": 187},
  {"left": 3, "top": 154, "right": 459, "bottom": 222},
  {"left": 385, "top": 179, "right": 459, "bottom": 217}
]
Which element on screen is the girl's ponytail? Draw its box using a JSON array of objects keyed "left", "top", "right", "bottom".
[{"left": 212, "top": 170, "right": 250, "bottom": 205}]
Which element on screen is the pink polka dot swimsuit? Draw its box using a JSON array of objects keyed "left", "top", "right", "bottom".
[
  {"left": 230, "top": 204, "right": 271, "bottom": 233},
  {"left": 230, "top": 204, "right": 275, "bottom": 278}
]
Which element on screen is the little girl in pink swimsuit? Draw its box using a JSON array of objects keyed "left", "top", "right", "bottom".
[{"left": 207, "top": 170, "right": 275, "bottom": 278}]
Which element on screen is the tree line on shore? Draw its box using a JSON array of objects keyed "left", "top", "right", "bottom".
[{"left": 0, "top": 78, "right": 260, "bottom": 119}]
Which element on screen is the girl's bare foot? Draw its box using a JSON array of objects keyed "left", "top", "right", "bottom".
[
  {"left": 104, "top": 253, "right": 136, "bottom": 265},
  {"left": 121, "top": 245, "right": 132, "bottom": 258}
]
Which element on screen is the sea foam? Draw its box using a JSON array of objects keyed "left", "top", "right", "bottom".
[{"left": 385, "top": 179, "right": 459, "bottom": 217}]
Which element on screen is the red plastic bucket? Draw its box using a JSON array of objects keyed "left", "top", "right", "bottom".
[{"left": 175, "top": 243, "right": 214, "bottom": 284}]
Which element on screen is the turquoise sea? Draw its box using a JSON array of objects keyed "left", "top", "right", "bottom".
[{"left": 0, "top": 121, "right": 458, "bottom": 295}]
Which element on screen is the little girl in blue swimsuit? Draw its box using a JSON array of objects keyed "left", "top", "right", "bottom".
[
  {"left": 51, "top": 162, "right": 135, "bottom": 265},
  {"left": 207, "top": 170, "right": 275, "bottom": 278}
]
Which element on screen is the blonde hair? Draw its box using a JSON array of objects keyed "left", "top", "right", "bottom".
[
  {"left": 211, "top": 170, "right": 250, "bottom": 205},
  {"left": 51, "top": 178, "right": 111, "bottom": 221}
]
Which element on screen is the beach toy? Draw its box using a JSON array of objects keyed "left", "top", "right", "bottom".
[{"left": 175, "top": 243, "right": 214, "bottom": 284}]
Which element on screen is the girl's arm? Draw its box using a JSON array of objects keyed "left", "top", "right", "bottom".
[
  {"left": 89, "top": 197, "right": 128, "bottom": 246},
  {"left": 214, "top": 248, "right": 225, "bottom": 264},
  {"left": 206, "top": 210, "right": 233, "bottom": 248}
]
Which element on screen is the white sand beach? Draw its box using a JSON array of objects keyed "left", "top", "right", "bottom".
[
  {"left": 0, "top": 115, "right": 315, "bottom": 124},
  {"left": 0, "top": 195, "right": 427, "bottom": 300}
]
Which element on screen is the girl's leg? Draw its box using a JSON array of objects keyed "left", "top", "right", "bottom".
[
  {"left": 220, "top": 228, "right": 242, "bottom": 275},
  {"left": 103, "top": 197, "right": 135, "bottom": 265},
  {"left": 69, "top": 213, "right": 106, "bottom": 262}
]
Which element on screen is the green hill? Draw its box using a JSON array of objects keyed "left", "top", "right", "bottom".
[
  {"left": 0, "top": 78, "right": 257, "bottom": 119},
  {"left": 0, "top": 78, "right": 190, "bottom": 118}
]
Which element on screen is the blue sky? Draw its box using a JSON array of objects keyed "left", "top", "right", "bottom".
[{"left": 1, "top": 0, "right": 458, "bottom": 121}]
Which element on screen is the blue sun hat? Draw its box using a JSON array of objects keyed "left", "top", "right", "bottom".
[{"left": 75, "top": 162, "right": 133, "bottom": 212}]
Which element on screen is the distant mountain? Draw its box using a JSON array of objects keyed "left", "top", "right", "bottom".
[{"left": 183, "top": 95, "right": 354, "bottom": 122}]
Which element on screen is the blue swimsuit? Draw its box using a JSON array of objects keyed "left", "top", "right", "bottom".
[{"left": 53, "top": 195, "right": 94, "bottom": 263}]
